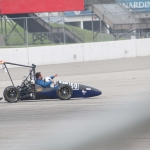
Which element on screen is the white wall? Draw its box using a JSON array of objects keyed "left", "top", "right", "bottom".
[
  {"left": 0, "top": 48, "right": 29, "bottom": 67},
  {"left": 27, "top": 44, "right": 84, "bottom": 65},
  {"left": 136, "top": 38, "right": 150, "bottom": 56},
  {"left": 83, "top": 40, "right": 136, "bottom": 61},
  {"left": 0, "top": 38, "right": 150, "bottom": 67}
]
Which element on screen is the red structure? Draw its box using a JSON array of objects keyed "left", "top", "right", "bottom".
[{"left": 0, "top": 0, "right": 84, "bottom": 14}]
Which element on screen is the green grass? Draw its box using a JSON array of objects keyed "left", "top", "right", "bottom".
[
  {"left": 0, "top": 22, "right": 52, "bottom": 46},
  {"left": 51, "top": 23, "right": 117, "bottom": 42},
  {"left": 0, "top": 21, "right": 126, "bottom": 47}
]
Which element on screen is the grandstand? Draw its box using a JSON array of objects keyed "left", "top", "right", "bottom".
[{"left": 85, "top": 0, "right": 150, "bottom": 40}]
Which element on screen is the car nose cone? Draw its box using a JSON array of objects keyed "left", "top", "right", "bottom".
[
  {"left": 85, "top": 87, "right": 102, "bottom": 97},
  {"left": 92, "top": 88, "right": 102, "bottom": 96}
]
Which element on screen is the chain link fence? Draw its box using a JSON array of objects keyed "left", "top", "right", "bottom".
[{"left": 0, "top": 12, "right": 147, "bottom": 47}]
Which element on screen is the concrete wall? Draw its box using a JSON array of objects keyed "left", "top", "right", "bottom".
[
  {"left": 0, "top": 48, "right": 29, "bottom": 67},
  {"left": 0, "top": 38, "right": 150, "bottom": 67},
  {"left": 28, "top": 44, "right": 84, "bottom": 65}
]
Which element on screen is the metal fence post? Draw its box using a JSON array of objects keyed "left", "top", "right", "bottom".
[
  {"left": 133, "top": 12, "right": 137, "bottom": 39},
  {"left": 63, "top": 12, "right": 65, "bottom": 44},
  {"left": 82, "top": 16, "right": 85, "bottom": 42},
  {"left": 99, "top": 17, "right": 101, "bottom": 42},
  {"left": 0, "top": 16, "right": 3, "bottom": 34},
  {"left": 24, "top": 18, "right": 26, "bottom": 45},
  {"left": 92, "top": 12, "right": 94, "bottom": 42},
  {"left": 26, "top": 17, "right": 28, "bottom": 46},
  {"left": 4, "top": 16, "right": 7, "bottom": 45},
  {"left": 48, "top": 13, "right": 51, "bottom": 44}
]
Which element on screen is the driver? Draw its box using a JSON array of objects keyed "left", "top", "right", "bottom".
[
  {"left": 35, "top": 72, "right": 57, "bottom": 88},
  {"left": 0, "top": 60, "right": 5, "bottom": 64}
]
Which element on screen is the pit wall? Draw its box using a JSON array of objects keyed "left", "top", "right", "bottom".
[{"left": 0, "top": 38, "right": 150, "bottom": 67}]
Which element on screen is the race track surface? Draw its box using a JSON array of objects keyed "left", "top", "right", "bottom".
[{"left": 0, "top": 56, "right": 150, "bottom": 150}]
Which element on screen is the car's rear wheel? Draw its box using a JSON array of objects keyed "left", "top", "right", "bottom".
[
  {"left": 3, "top": 86, "right": 20, "bottom": 103},
  {"left": 57, "top": 84, "right": 73, "bottom": 100}
]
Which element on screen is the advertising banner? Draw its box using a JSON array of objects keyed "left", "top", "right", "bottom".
[
  {"left": 117, "top": 0, "right": 150, "bottom": 12},
  {"left": 0, "top": 0, "right": 84, "bottom": 14}
]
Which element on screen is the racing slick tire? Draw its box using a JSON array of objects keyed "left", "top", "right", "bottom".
[
  {"left": 56, "top": 84, "right": 73, "bottom": 100},
  {"left": 3, "top": 86, "right": 20, "bottom": 103}
]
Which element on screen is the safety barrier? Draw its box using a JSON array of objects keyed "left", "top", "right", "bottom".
[{"left": 0, "top": 38, "right": 150, "bottom": 67}]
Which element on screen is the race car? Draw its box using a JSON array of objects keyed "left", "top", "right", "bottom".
[{"left": 0, "top": 61, "right": 102, "bottom": 103}]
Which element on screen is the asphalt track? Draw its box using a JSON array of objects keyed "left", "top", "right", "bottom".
[{"left": 0, "top": 56, "right": 150, "bottom": 150}]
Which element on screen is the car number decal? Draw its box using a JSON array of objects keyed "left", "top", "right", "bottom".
[
  {"left": 60, "top": 81, "right": 79, "bottom": 90},
  {"left": 69, "top": 82, "right": 79, "bottom": 90}
]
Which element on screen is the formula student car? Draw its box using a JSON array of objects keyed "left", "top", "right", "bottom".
[{"left": 0, "top": 61, "right": 102, "bottom": 103}]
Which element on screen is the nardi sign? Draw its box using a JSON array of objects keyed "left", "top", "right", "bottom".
[{"left": 117, "top": 0, "right": 150, "bottom": 11}]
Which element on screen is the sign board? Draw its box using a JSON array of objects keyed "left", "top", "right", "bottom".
[
  {"left": 117, "top": 0, "right": 150, "bottom": 12},
  {"left": 0, "top": 0, "right": 84, "bottom": 14}
]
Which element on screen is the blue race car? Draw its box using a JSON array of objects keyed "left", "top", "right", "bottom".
[{"left": 1, "top": 61, "right": 102, "bottom": 103}]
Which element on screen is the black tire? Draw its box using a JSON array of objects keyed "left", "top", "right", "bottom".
[
  {"left": 56, "top": 84, "right": 73, "bottom": 100},
  {"left": 3, "top": 86, "right": 20, "bottom": 103}
]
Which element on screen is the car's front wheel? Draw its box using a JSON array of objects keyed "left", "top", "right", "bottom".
[
  {"left": 3, "top": 86, "right": 20, "bottom": 103},
  {"left": 56, "top": 84, "right": 73, "bottom": 100}
]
